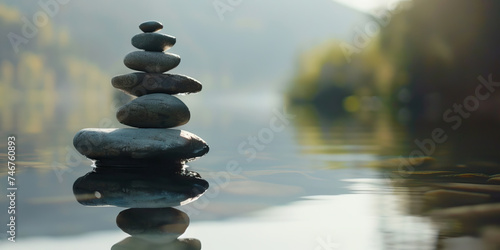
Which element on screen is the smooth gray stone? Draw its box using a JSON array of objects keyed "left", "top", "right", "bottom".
[
  {"left": 111, "top": 73, "right": 202, "bottom": 96},
  {"left": 116, "top": 93, "right": 190, "bottom": 128},
  {"left": 124, "top": 51, "right": 180, "bottom": 73},
  {"left": 139, "top": 21, "right": 163, "bottom": 33},
  {"left": 73, "top": 168, "right": 209, "bottom": 208},
  {"left": 112, "top": 237, "right": 201, "bottom": 250},
  {"left": 73, "top": 128, "right": 209, "bottom": 162},
  {"left": 132, "top": 33, "right": 176, "bottom": 52},
  {"left": 117, "top": 208, "right": 189, "bottom": 243}
]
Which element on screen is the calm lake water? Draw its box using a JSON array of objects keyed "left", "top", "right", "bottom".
[{"left": 0, "top": 92, "right": 491, "bottom": 250}]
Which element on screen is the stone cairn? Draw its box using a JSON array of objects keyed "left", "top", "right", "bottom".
[{"left": 72, "top": 21, "right": 206, "bottom": 249}]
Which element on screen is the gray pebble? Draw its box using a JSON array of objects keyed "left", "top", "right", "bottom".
[
  {"left": 111, "top": 73, "right": 202, "bottom": 96},
  {"left": 124, "top": 51, "right": 180, "bottom": 73},
  {"left": 116, "top": 93, "right": 190, "bottom": 128},
  {"left": 132, "top": 33, "right": 176, "bottom": 52},
  {"left": 139, "top": 21, "right": 163, "bottom": 33},
  {"left": 73, "top": 128, "right": 209, "bottom": 162}
]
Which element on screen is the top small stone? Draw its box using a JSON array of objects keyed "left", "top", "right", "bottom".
[{"left": 139, "top": 21, "right": 163, "bottom": 33}]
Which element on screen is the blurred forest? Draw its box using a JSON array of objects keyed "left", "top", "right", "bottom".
[
  {"left": 0, "top": 4, "right": 115, "bottom": 170},
  {"left": 0, "top": 4, "right": 113, "bottom": 134},
  {"left": 288, "top": 0, "right": 500, "bottom": 120},
  {"left": 288, "top": 0, "right": 500, "bottom": 163}
]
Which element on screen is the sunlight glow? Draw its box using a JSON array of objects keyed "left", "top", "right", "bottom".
[{"left": 332, "top": 0, "right": 403, "bottom": 13}]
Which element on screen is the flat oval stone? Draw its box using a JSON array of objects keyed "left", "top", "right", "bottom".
[
  {"left": 111, "top": 73, "right": 202, "bottom": 96},
  {"left": 112, "top": 237, "right": 201, "bottom": 250},
  {"left": 424, "top": 189, "right": 491, "bottom": 207},
  {"left": 73, "top": 168, "right": 209, "bottom": 208},
  {"left": 431, "top": 203, "right": 500, "bottom": 221},
  {"left": 132, "top": 33, "right": 176, "bottom": 52},
  {"left": 117, "top": 208, "right": 189, "bottom": 243},
  {"left": 116, "top": 93, "right": 190, "bottom": 128},
  {"left": 73, "top": 128, "right": 209, "bottom": 162},
  {"left": 124, "top": 51, "right": 180, "bottom": 73},
  {"left": 139, "top": 21, "right": 163, "bottom": 33}
]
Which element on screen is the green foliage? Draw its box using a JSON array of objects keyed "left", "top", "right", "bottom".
[
  {"left": 0, "top": 3, "right": 113, "bottom": 134},
  {"left": 287, "top": 36, "right": 395, "bottom": 114},
  {"left": 288, "top": 0, "right": 500, "bottom": 121},
  {"left": 0, "top": 4, "right": 117, "bottom": 171}
]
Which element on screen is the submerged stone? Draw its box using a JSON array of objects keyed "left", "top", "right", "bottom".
[
  {"left": 424, "top": 189, "right": 491, "bottom": 207},
  {"left": 488, "top": 177, "right": 500, "bottom": 184},
  {"left": 432, "top": 183, "right": 500, "bottom": 194}
]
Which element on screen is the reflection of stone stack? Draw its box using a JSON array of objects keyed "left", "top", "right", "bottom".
[
  {"left": 113, "top": 207, "right": 201, "bottom": 250},
  {"left": 72, "top": 21, "right": 207, "bottom": 249}
]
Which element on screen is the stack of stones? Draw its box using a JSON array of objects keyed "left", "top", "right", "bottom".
[
  {"left": 73, "top": 20, "right": 208, "bottom": 170},
  {"left": 72, "top": 21, "right": 206, "bottom": 249}
]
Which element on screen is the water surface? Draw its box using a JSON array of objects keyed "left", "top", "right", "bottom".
[{"left": 0, "top": 93, "right": 466, "bottom": 249}]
